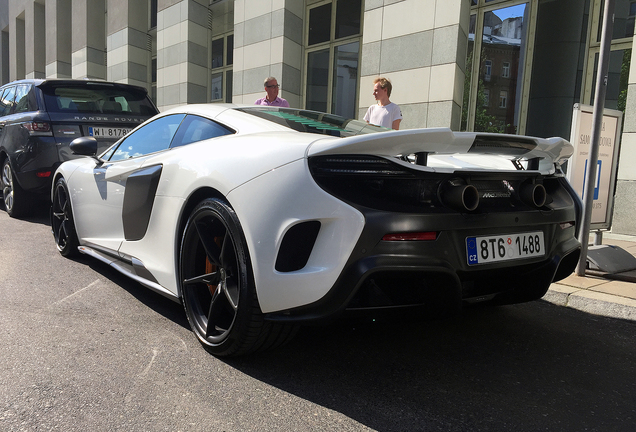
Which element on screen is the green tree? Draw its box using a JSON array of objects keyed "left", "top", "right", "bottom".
[
  {"left": 617, "top": 49, "right": 631, "bottom": 113},
  {"left": 461, "top": 50, "right": 509, "bottom": 134}
]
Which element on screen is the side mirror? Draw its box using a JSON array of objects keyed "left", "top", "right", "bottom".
[{"left": 70, "top": 136, "right": 98, "bottom": 157}]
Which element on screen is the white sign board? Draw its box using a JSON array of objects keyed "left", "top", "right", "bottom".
[{"left": 567, "top": 104, "right": 622, "bottom": 230}]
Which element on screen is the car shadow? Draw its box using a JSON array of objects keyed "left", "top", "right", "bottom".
[
  {"left": 219, "top": 301, "right": 636, "bottom": 432},
  {"left": 53, "top": 247, "right": 636, "bottom": 430},
  {"left": 73, "top": 254, "right": 190, "bottom": 331},
  {"left": 1, "top": 201, "right": 189, "bottom": 330},
  {"left": 0, "top": 199, "right": 51, "bottom": 226}
]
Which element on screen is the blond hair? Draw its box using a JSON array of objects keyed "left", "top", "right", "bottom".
[{"left": 373, "top": 77, "right": 393, "bottom": 97}]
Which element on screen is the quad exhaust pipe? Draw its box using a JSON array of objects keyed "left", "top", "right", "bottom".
[
  {"left": 439, "top": 179, "right": 480, "bottom": 212},
  {"left": 519, "top": 182, "right": 547, "bottom": 208},
  {"left": 438, "top": 179, "right": 547, "bottom": 212}
]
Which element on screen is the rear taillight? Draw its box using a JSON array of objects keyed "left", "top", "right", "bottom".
[
  {"left": 23, "top": 121, "right": 52, "bottom": 136},
  {"left": 53, "top": 125, "right": 81, "bottom": 137},
  {"left": 382, "top": 232, "right": 439, "bottom": 241}
]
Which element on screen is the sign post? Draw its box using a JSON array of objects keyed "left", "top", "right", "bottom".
[{"left": 574, "top": 0, "right": 615, "bottom": 276}]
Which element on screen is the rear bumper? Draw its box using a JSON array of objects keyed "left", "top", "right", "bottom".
[
  {"left": 264, "top": 206, "right": 581, "bottom": 323},
  {"left": 10, "top": 135, "right": 115, "bottom": 196}
]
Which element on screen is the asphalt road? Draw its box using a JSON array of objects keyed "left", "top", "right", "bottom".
[{"left": 1, "top": 203, "right": 635, "bottom": 432}]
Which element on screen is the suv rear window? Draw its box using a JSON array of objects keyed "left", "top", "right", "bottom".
[{"left": 40, "top": 82, "right": 157, "bottom": 116}]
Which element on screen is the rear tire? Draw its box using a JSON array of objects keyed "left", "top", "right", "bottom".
[
  {"left": 51, "top": 177, "right": 80, "bottom": 257},
  {"left": 179, "top": 198, "right": 297, "bottom": 357},
  {"left": 1, "top": 158, "right": 32, "bottom": 218}
]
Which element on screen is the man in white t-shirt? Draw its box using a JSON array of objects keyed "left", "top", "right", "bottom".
[{"left": 363, "top": 77, "right": 402, "bottom": 130}]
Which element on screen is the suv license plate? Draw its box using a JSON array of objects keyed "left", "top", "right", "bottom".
[
  {"left": 88, "top": 127, "right": 131, "bottom": 138},
  {"left": 466, "top": 231, "right": 545, "bottom": 265}
]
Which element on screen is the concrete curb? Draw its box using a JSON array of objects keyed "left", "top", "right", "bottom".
[
  {"left": 541, "top": 232, "right": 636, "bottom": 322},
  {"left": 544, "top": 284, "right": 636, "bottom": 321}
]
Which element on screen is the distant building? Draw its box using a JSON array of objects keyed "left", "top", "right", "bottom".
[{"left": 0, "top": 0, "right": 635, "bottom": 235}]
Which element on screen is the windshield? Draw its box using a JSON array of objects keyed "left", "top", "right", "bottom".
[
  {"left": 237, "top": 107, "right": 390, "bottom": 137},
  {"left": 40, "top": 82, "right": 158, "bottom": 116}
]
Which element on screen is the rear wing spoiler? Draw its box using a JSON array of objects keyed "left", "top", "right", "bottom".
[{"left": 307, "top": 128, "right": 573, "bottom": 174}]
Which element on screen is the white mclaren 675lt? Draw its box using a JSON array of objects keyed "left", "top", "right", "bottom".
[{"left": 51, "top": 104, "right": 581, "bottom": 356}]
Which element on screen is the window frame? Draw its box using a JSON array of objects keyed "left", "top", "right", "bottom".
[
  {"left": 209, "top": 32, "right": 234, "bottom": 103},
  {"left": 13, "top": 84, "right": 33, "bottom": 114},
  {"left": 484, "top": 59, "right": 493, "bottom": 81},
  {"left": 303, "top": 0, "right": 363, "bottom": 115},
  {"left": 0, "top": 86, "right": 16, "bottom": 116},
  {"left": 502, "top": 61, "right": 511, "bottom": 78},
  {"left": 464, "top": 0, "right": 538, "bottom": 134},
  {"left": 499, "top": 90, "right": 508, "bottom": 108},
  {"left": 106, "top": 114, "right": 186, "bottom": 161},
  {"left": 170, "top": 114, "right": 235, "bottom": 148},
  {"left": 148, "top": 0, "right": 158, "bottom": 104},
  {"left": 582, "top": 0, "right": 635, "bottom": 106}
]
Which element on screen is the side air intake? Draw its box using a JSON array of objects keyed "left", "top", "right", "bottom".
[{"left": 275, "top": 221, "right": 321, "bottom": 272}]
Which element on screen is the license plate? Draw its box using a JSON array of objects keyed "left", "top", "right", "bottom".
[
  {"left": 466, "top": 231, "right": 545, "bottom": 265},
  {"left": 88, "top": 127, "right": 131, "bottom": 138}
]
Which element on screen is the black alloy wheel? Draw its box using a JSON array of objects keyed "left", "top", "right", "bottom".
[
  {"left": 51, "top": 177, "right": 80, "bottom": 257},
  {"left": 180, "top": 198, "right": 296, "bottom": 357}
]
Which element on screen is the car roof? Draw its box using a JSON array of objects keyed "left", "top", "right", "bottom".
[
  {"left": 161, "top": 103, "right": 239, "bottom": 117},
  {"left": 161, "top": 103, "right": 296, "bottom": 134}
]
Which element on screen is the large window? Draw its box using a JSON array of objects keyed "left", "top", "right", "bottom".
[
  {"left": 149, "top": 0, "right": 158, "bottom": 104},
  {"left": 463, "top": 0, "right": 633, "bottom": 138},
  {"left": 305, "top": 0, "right": 362, "bottom": 118},
  {"left": 462, "top": 1, "right": 533, "bottom": 134},
  {"left": 596, "top": 0, "right": 636, "bottom": 41},
  {"left": 210, "top": 34, "right": 233, "bottom": 103},
  {"left": 149, "top": 0, "right": 157, "bottom": 29},
  {"left": 584, "top": 0, "right": 635, "bottom": 112}
]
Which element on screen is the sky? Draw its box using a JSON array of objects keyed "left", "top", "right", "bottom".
[{"left": 492, "top": 3, "right": 526, "bottom": 21}]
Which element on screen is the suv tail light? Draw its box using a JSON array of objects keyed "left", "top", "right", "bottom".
[{"left": 23, "top": 121, "right": 52, "bottom": 136}]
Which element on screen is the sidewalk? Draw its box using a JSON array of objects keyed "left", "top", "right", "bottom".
[{"left": 544, "top": 233, "right": 636, "bottom": 321}]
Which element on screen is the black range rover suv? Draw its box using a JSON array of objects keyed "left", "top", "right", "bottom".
[{"left": 0, "top": 79, "right": 159, "bottom": 217}]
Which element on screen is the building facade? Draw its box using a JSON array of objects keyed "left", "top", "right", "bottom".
[{"left": 1, "top": 0, "right": 635, "bottom": 234}]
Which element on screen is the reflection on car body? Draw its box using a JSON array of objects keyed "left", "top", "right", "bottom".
[{"left": 51, "top": 104, "right": 581, "bottom": 357}]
